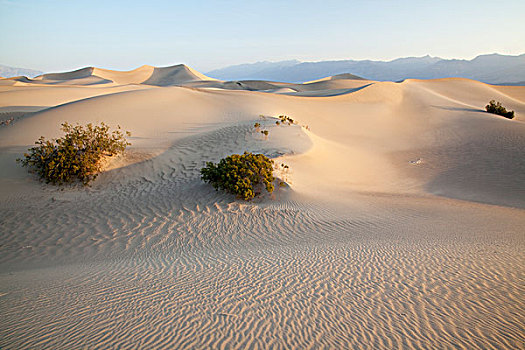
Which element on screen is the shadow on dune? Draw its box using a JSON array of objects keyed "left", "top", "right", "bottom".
[
  {"left": 284, "top": 84, "right": 373, "bottom": 97},
  {"left": 40, "top": 67, "right": 95, "bottom": 80},
  {"left": 0, "top": 106, "right": 48, "bottom": 113},
  {"left": 431, "top": 105, "right": 485, "bottom": 113},
  {"left": 142, "top": 65, "right": 214, "bottom": 86},
  {"left": 0, "top": 106, "right": 50, "bottom": 128},
  {"left": 424, "top": 132, "right": 525, "bottom": 209}
]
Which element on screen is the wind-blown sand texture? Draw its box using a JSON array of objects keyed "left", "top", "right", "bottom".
[{"left": 1, "top": 65, "right": 524, "bottom": 349}]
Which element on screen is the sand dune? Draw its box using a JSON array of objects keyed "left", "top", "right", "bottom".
[
  {"left": 37, "top": 66, "right": 97, "bottom": 81},
  {"left": 0, "top": 65, "right": 524, "bottom": 349},
  {"left": 2, "top": 64, "right": 216, "bottom": 87},
  {"left": 304, "top": 72, "right": 365, "bottom": 84}
]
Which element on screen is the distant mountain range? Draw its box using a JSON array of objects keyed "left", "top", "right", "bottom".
[
  {"left": 0, "top": 64, "right": 42, "bottom": 78},
  {"left": 206, "top": 54, "right": 525, "bottom": 84}
]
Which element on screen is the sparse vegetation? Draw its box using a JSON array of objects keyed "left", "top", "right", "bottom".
[
  {"left": 254, "top": 122, "right": 261, "bottom": 129},
  {"left": 278, "top": 115, "right": 294, "bottom": 125},
  {"left": 261, "top": 130, "right": 269, "bottom": 136},
  {"left": 1, "top": 117, "right": 14, "bottom": 126},
  {"left": 18, "top": 122, "right": 130, "bottom": 185},
  {"left": 201, "top": 152, "right": 275, "bottom": 200},
  {"left": 485, "top": 100, "right": 515, "bottom": 119}
]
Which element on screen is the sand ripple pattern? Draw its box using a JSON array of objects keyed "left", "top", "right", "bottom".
[{"left": 1, "top": 123, "right": 524, "bottom": 349}]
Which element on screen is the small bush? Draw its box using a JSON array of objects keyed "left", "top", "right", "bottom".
[
  {"left": 485, "top": 100, "right": 514, "bottom": 119},
  {"left": 201, "top": 152, "right": 275, "bottom": 200},
  {"left": 261, "top": 130, "right": 269, "bottom": 136},
  {"left": 254, "top": 122, "right": 261, "bottom": 129},
  {"left": 18, "top": 122, "right": 130, "bottom": 185},
  {"left": 278, "top": 115, "right": 294, "bottom": 125}
]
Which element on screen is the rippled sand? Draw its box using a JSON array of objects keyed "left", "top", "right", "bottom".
[{"left": 1, "top": 68, "right": 524, "bottom": 349}]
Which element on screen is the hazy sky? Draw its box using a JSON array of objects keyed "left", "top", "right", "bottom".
[{"left": 1, "top": 0, "right": 524, "bottom": 73}]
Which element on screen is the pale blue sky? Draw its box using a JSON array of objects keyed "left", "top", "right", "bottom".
[{"left": 1, "top": 0, "right": 524, "bottom": 73}]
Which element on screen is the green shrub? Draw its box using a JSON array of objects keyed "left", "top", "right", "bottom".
[
  {"left": 485, "top": 100, "right": 515, "bottom": 119},
  {"left": 201, "top": 152, "right": 275, "bottom": 200},
  {"left": 18, "top": 122, "right": 130, "bottom": 185}
]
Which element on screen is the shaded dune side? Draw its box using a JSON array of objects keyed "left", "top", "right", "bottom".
[
  {"left": 0, "top": 85, "right": 155, "bottom": 122},
  {"left": 27, "top": 65, "right": 217, "bottom": 87},
  {"left": 37, "top": 67, "right": 95, "bottom": 81},
  {"left": 407, "top": 78, "right": 525, "bottom": 119},
  {"left": 304, "top": 72, "right": 366, "bottom": 83},
  {"left": 5, "top": 67, "right": 120, "bottom": 86},
  {"left": 92, "top": 65, "right": 154, "bottom": 85},
  {"left": 142, "top": 65, "right": 217, "bottom": 86},
  {"left": 422, "top": 125, "right": 525, "bottom": 208},
  {"left": 179, "top": 78, "right": 374, "bottom": 96},
  {"left": 393, "top": 79, "right": 525, "bottom": 208},
  {"left": 0, "top": 76, "right": 31, "bottom": 86}
]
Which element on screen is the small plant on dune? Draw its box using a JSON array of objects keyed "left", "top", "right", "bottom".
[
  {"left": 201, "top": 152, "right": 275, "bottom": 200},
  {"left": 18, "top": 122, "right": 130, "bottom": 185},
  {"left": 278, "top": 115, "right": 294, "bottom": 125},
  {"left": 254, "top": 122, "right": 261, "bottom": 129},
  {"left": 261, "top": 130, "right": 269, "bottom": 136},
  {"left": 485, "top": 100, "right": 515, "bottom": 119},
  {"left": 275, "top": 121, "right": 280, "bottom": 125},
  {"left": 276, "top": 163, "right": 290, "bottom": 185}
]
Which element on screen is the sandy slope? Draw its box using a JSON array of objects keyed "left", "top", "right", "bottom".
[
  {"left": 0, "top": 67, "right": 524, "bottom": 349},
  {"left": 5, "top": 64, "right": 217, "bottom": 87}
]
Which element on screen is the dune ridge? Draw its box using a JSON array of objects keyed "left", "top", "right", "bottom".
[{"left": 1, "top": 64, "right": 217, "bottom": 87}]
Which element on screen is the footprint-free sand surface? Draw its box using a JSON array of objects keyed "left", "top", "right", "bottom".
[{"left": 1, "top": 65, "right": 524, "bottom": 349}]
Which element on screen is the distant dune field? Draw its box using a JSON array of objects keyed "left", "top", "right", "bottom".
[{"left": 0, "top": 65, "right": 524, "bottom": 349}]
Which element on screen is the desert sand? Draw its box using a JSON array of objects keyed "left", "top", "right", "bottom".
[{"left": 0, "top": 65, "right": 524, "bottom": 349}]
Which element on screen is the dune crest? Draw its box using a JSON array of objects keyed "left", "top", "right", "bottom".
[
  {"left": 4, "top": 64, "right": 217, "bottom": 87},
  {"left": 304, "top": 72, "right": 365, "bottom": 84}
]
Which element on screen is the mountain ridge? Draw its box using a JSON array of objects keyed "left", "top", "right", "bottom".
[
  {"left": 0, "top": 64, "right": 43, "bottom": 78},
  {"left": 206, "top": 53, "right": 525, "bottom": 84}
]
